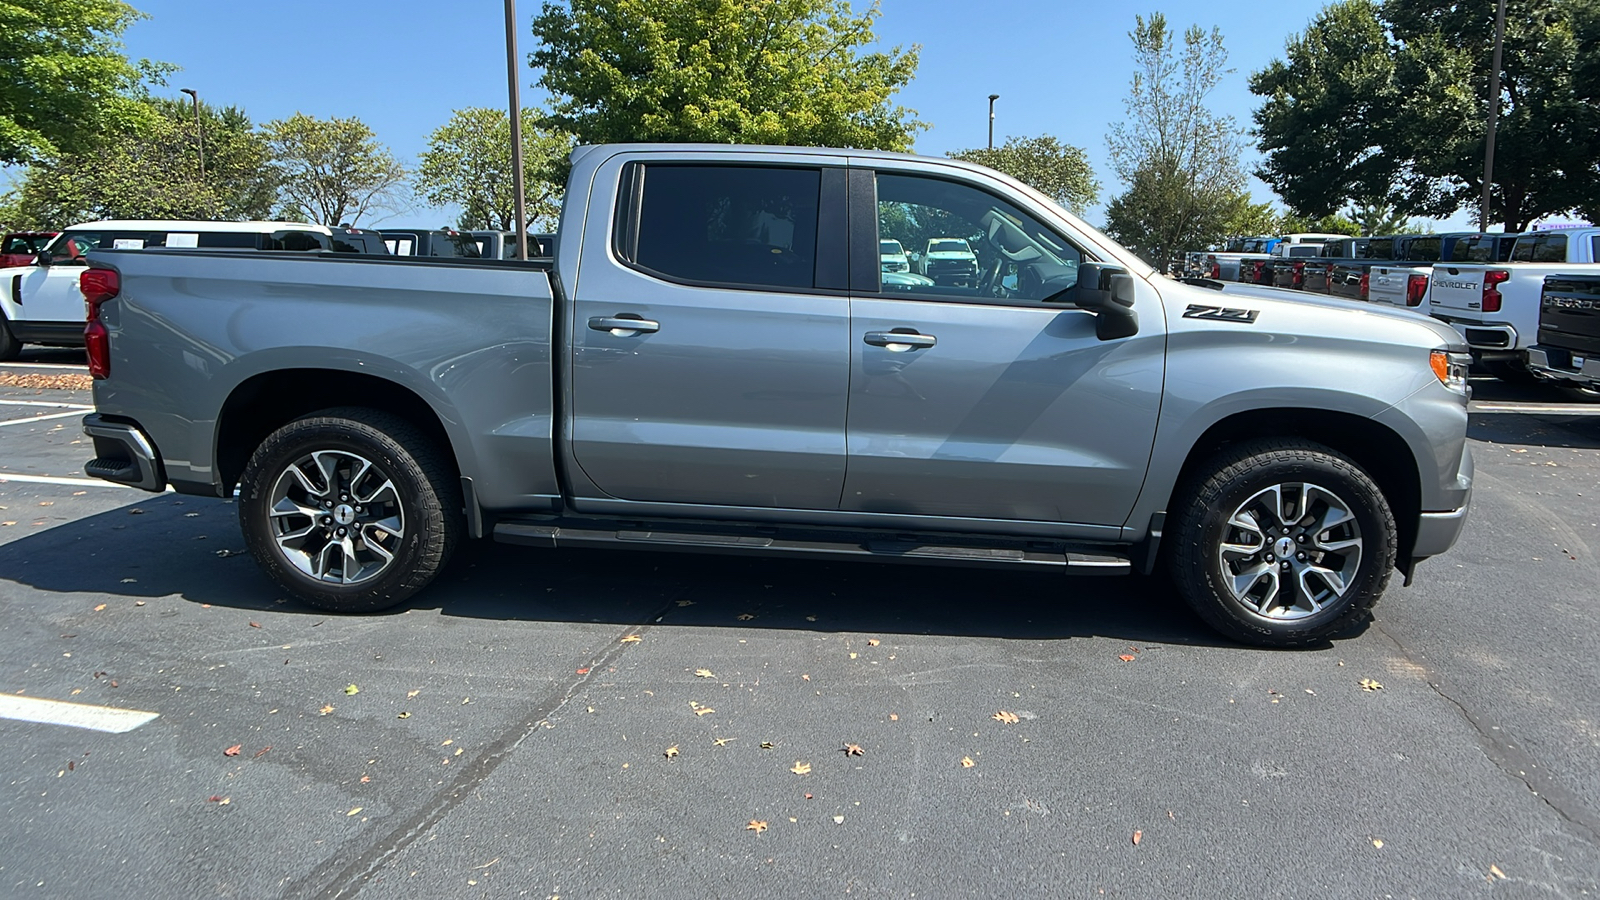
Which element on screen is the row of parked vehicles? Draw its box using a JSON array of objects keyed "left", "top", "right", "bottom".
[
  {"left": 0, "top": 220, "right": 554, "bottom": 359},
  {"left": 1182, "top": 226, "right": 1600, "bottom": 393}
]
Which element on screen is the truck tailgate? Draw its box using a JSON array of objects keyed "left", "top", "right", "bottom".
[{"left": 1428, "top": 266, "right": 1486, "bottom": 314}]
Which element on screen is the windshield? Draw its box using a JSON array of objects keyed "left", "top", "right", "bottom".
[
  {"left": 880, "top": 240, "right": 904, "bottom": 255},
  {"left": 929, "top": 240, "right": 970, "bottom": 254}
]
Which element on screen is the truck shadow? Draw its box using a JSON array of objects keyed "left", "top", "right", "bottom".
[{"left": 0, "top": 494, "right": 1277, "bottom": 649}]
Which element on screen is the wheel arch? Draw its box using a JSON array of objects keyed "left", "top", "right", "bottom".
[
  {"left": 1162, "top": 408, "right": 1421, "bottom": 569},
  {"left": 215, "top": 368, "right": 463, "bottom": 495}
]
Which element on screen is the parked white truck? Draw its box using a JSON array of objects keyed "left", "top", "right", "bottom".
[{"left": 1426, "top": 227, "right": 1600, "bottom": 381}]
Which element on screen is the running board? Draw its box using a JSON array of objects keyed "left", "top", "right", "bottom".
[{"left": 492, "top": 520, "right": 1131, "bottom": 575}]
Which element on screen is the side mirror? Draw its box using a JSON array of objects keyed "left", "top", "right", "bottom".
[
  {"left": 1067, "top": 262, "right": 1139, "bottom": 341},
  {"left": 34, "top": 250, "right": 52, "bottom": 267}
]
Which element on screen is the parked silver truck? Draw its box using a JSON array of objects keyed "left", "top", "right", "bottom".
[{"left": 78, "top": 144, "right": 1474, "bottom": 648}]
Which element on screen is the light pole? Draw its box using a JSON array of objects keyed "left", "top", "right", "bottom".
[
  {"left": 1479, "top": 0, "right": 1506, "bottom": 231},
  {"left": 505, "top": 0, "right": 529, "bottom": 260},
  {"left": 179, "top": 88, "right": 205, "bottom": 182},
  {"left": 987, "top": 94, "right": 999, "bottom": 150}
]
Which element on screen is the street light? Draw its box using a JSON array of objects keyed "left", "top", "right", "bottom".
[
  {"left": 178, "top": 88, "right": 205, "bottom": 182},
  {"left": 987, "top": 94, "right": 1000, "bottom": 150},
  {"left": 504, "top": 0, "right": 529, "bottom": 260}
]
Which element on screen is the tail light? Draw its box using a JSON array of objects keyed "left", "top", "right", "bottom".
[
  {"left": 1482, "top": 269, "right": 1509, "bottom": 313},
  {"left": 1252, "top": 260, "right": 1266, "bottom": 283},
  {"left": 1292, "top": 260, "right": 1305, "bottom": 287},
  {"left": 1359, "top": 271, "right": 1370, "bottom": 301},
  {"left": 1405, "top": 273, "right": 1428, "bottom": 307},
  {"left": 80, "top": 267, "right": 118, "bottom": 379},
  {"left": 1208, "top": 256, "right": 1220, "bottom": 279}
]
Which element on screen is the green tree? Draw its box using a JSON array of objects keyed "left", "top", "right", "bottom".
[
  {"left": 1253, "top": 0, "right": 1595, "bottom": 231},
  {"left": 1102, "top": 13, "right": 1252, "bottom": 265},
  {"left": 264, "top": 113, "right": 407, "bottom": 226},
  {"left": 1348, "top": 201, "right": 1415, "bottom": 236},
  {"left": 529, "top": 0, "right": 924, "bottom": 150},
  {"left": 948, "top": 135, "right": 1100, "bottom": 215},
  {"left": 1278, "top": 211, "right": 1362, "bottom": 235},
  {"left": 7, "top": 97, "right": 277, "bottom": 226},
  {"left": 415, "top": 107, "right": 571, "bottom": 232},
  {"left": 0, "top": 0, "right": 170, "bottom": 165}
]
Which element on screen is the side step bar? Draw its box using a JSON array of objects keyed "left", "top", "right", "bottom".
[{"left": 492, "top": 520, "right": 1131, "bottom": 575}]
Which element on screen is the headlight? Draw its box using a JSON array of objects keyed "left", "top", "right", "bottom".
[{"left": 1430, "top": 349, "right": 1471, "bottom": 394}]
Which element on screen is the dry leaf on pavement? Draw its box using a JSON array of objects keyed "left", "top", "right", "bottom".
[
  {"left": 347, "top": 807, "right": 363, "bottom": 817},
  {"left": 867, "top": 639, "right": 880, "bottom": 646},
  {"left": 1372, "top": 838, "right": 1384, "bottom": 848},
  {"left": 790, "top": 761, "right": 812, "bottom": 775},
  {"left": 713, "top": 737, "right": 735, "bottom": 747},
  {"left": 1489, "top": 865, "right": 1506, "bottom": 879},
  {"left": 694, "top": 707, "right": 715, "bottom": 716},
  {"left": 664, "top": 746, "right": 679, "bottom": 759},
  {"left": 396, "top": 711, "right": 411, "bottom": 719},
  {"left": 746, "top": 820, "right": 768, "bottom": 833},
  {"left": 1132, "top": 830, "right": 1142, "bottom": 845},
  {"left": 93, "top": 604, "right": 107, "bottom": 612},
  {"left": 961, "top": 756, "right": 975, "bottom": 768},
  {"left": 1118, "top": 654, "right": 1137, "bottom": 662},
  {"left": 759, "top": 741, "right": 775, "bottom": 750},
  {"left": 620, "top": 634, "right": 642, "bottom": 643},
  {"left": 694, "top": 669, "right": 714, "bottom": 678},
  {"left": 1359, "top": 679, "right": 1383, "bottom": 692},
  {"left": 344, "top": 684, "right": 360, "bottom": 695},
  {"left": 319, "top": 704, "right": 335, "bottom": 715},
  {"left": 993, "top": 711, "right": 1019, "bottom": 724},
  {"left": 843, "top": 743, "right": 864, "bottom": 757},
  {"left": 223, "top": 744, "right": 242, "bottom": 757}
]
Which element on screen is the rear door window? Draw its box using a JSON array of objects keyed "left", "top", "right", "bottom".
[
  {"left": 622, "top": 164, "right": 821, "bottom": 290},
  {"left": 1513, "top": 234, "right": 1568, "bottom": 262}
]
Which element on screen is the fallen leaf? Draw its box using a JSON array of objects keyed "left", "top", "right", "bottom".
[
  {"left": 347, "top": 807, "right": 363, "bottom": 817},
  {"left": 1118, "top": 654, "right": 1137, "bottom": 662},
  {"left": 889, "top": 713, "right": 899, "bottom": 721},
  {"left": 832, "top": 815, "right": 845, "bottom": 825},
  {"left": 849, "top": 652, "right": 858, "bottom": 659},
  {"left": 759, "top": 741, "right": 775, "bottom": 750},
  {"left": 223, "top": 744, "right": 242, "bottom": 757},
  {"left": 675, "top": 599, "right": 695, "bottom": 607},
  {"left": 790, "top": 761, "right": 812, "bottom": 775},
  {"left": 993, "top": 710, "right": 1020, "bottom": 725},
  {"left": 867, "top": 639, "right": 880, "bottom": 647},
  {"left": 319, "top": 705, "right": 335, "bottom": 715},
  {"left": 694, "top": 669, "right": 714, "bottom": 678},
  {"left": 108, "top": 681, "right": 117, "bottom": 688},
  {"left": 804, "top": 793, "right": 812, "bottom": 799},
  {"left": 620, "top": 634, "right": 642, "bottom": 643},
  {"left": 461, "top": 697, "right": 470, "bottom": 704},
  {"left": 396, "top": 711, "right": 411, "bottom": 719},
  {"left": 737, "top": 613, "right": 754, "bottom": 621},
  {"left": 344, "top": 684, "right": 360, "bottom": 695},
  {"left": 72, "top": 491, "right": 86, "bottom": 496},
  {"left": 575, "top": 667, "right": 590, "bottom": 675},
  {"left": 1372, "top": 838, "right": 1384, "bottom": 848},
  {"left": 134, "top": 601, "right": 145, "bottom": 606},
  {"left": 801, "top": 674, "right": 810, "bottom": 681},
  {"left": 664, "top": 745, "right": 679, "bottom": 758},
  {"left": 961, "top": 756, "right": 975, "bottom": 768},
  {"left": 843, "top": 743, "right": 864, "bottom": 757},
  {"left": 93, "top": 603, "right": 107, "bottom": 612},
  {"left": 0, "top": 523, "right": 13, "bottom": 527},
  {"left": 253, "top": 746, "right": 271, "bottom": 758},
  {"left": 746, "top": 820, "right": 767, "bottom": 834},
  {"left": 713, "top": 737, "right": 735, "bottom": 747},
  {"left": 1359, "top": 678, "right": 1383, "bottom": 692},
  {"left": 1132, "top": 830, "right": 1143, "bottom": 845},
  {"left": 248, "top": 622, "right": 261, "bottom": 628},
  {"left": 694, "top": 707, "right": 714, "bottom": 716},
  {"left": 407, "top": 690, "right": 420, "bottom": 698},
  {"left": 359, "top": 775, "right": 370, "bottom": 783},
  {"left": 1490, "top": 865, "right": 1506, "bottom": 879}
]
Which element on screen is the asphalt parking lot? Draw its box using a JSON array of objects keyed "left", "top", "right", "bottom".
[{"left": 2, "top": 349, "right": 1598, "bottom": 899}]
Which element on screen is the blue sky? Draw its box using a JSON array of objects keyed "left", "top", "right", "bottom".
[{"left": 81, "top": 1, "right": 1477, "bottom": 229}]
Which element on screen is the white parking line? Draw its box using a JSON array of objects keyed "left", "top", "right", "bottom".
[
  {"left": 0, "top": 472, "right": 131, "bottom": 489},
  {"left": 0, "top": 409, "right": 85, "bottom": 427},
  {"left": 1471, "top": 404, "right": 1600, "bottom": 415},
  {"left": 0, "top": 399, "right": 94, "bottom": 410},
  {"left": 0, "top": 362, "right": 87, "bottom": 370},
  {"left": 0, "top": 695, "right": 159, "bottom": 733}
]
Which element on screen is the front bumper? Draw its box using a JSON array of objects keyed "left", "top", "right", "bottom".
[
  {"left": 1412, "top": 446, "right": 1473, "bottom": 561},
  {"left": 82, "top": 413, "right": 166, "bottom": 492},
  {"left": 1526, "top": 346, "right": 1600, "bottom": 387}
]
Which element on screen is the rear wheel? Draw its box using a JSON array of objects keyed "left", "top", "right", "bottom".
[
  {"left": 1167, "top": 439, "right": 1396, "bottom": 647},
  {"left": 0, "top": 314, "right": 20, "bottom": 361},
  {"left": 238, "top": 408, "right": 460, "bottom": 612}
]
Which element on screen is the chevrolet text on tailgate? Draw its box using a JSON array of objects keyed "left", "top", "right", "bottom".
[{"left": 78, "top": 144, "right": 1474, "bottom": 648}]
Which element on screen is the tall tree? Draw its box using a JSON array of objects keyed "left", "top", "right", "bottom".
[
  {"left": 264, "top": 113, "right": 407, "bottom": 226},
  {"left": 415, "top": 107, "right": 571, "bottom": 232},
  {"left": 0, "top": 0, "right": 170, "bottom": 165},
  {"left": 6, "top": 97, "right": 277, "bottom": 227},
  {"left": 529, "top": 0, "right": 924, "bottom": 150},
  {"left": 948, "top": 135, "right": 1100, "bottom": 215},
  {"left": 1253, "top": 0, "right": 1596, "bottom": 231},
  {"left": 1102, "top": 13, "right": 1251, "bottom": 266}
]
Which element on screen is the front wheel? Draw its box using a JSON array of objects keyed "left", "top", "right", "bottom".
[
  {"left": 1167, "top": 440, "right": 1397, "bottom": 647},
  {"left": 238, "top": 408, "right": 461, "bottom": 612},
  {"left": 0, "top": 314, "right": 20, "bottom": 361}
]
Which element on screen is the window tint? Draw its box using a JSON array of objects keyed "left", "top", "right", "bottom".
[
  {"left": 875, "top": 173, "right": 1083, "bottom": 302},
  {"left": 1593, "top": 235, "right": 1599, "bottom": 262},
  {"left": 1513, "top": 234, "right": 1568, "bottom": 263},
  {"left": 628, "top": 165, "right": 820, "bottom": 290},
  {"left": 198, "top": 232, "right": 263, "bottom": 249},
  {"left": 1404, "top": 236, "right": 1442, "bottom": 260},
  {"left": 1363, "top": 238, "right": 1394, "bottom": 259}
]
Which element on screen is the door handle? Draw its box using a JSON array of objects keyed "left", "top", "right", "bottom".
[
  {"left": 863, "top": 331, "right": 936, "bottom": 350},
  {"left": 589, "top": 315, "right": 660, "bottom": 336}
]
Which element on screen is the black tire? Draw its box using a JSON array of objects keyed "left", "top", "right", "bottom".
[
  {"left": 1166, "top": 439, "right": 1397, "bottom": 648},
  {"left": 1484, "top": 359, "right": 1540, "bottom": 387},
  {"left": 0, "top": 313, "right": 20, "bottom": 361},
  {"left": 238, "top": 408, "right": 461, "bottom": 612}
]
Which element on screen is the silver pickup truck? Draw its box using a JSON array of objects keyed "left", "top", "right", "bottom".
[{"left": 78, "top": 144, "right": 1474, "bottom": 647}]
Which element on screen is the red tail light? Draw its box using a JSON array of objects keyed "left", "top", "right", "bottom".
[
  {"left": 1292, "top": 260, "right": 1305, "bottom": 288},
  {"left": 80, "top": 267, "right": 119, "bottom": 379},
  {"left": 1359, "top": 271, "right": 1370, "bottom": 301},
  {"left": 1251, "top": 260, "right": 1266, "bottom": 283},
  {"left": 1482, "top": 269, "right": 1509, "bottom": 313},
  {"left": 1209, "top": 257, "right": 1220, "bottom": 279},
  {"left": 1405, "top": 273, "right": 1428, "bottom": 307}
]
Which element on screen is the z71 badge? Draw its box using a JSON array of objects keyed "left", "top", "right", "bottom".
[{"left": 1183, "top": 304, "right": 1259, "bottom": 323}]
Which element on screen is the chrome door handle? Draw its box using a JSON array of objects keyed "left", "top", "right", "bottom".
[
  {"left": 589, "top": 315, "right": 660, "bottom": 336},
  {"left": 863, "top": 331, "right": 936, "bottom": 350}
]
